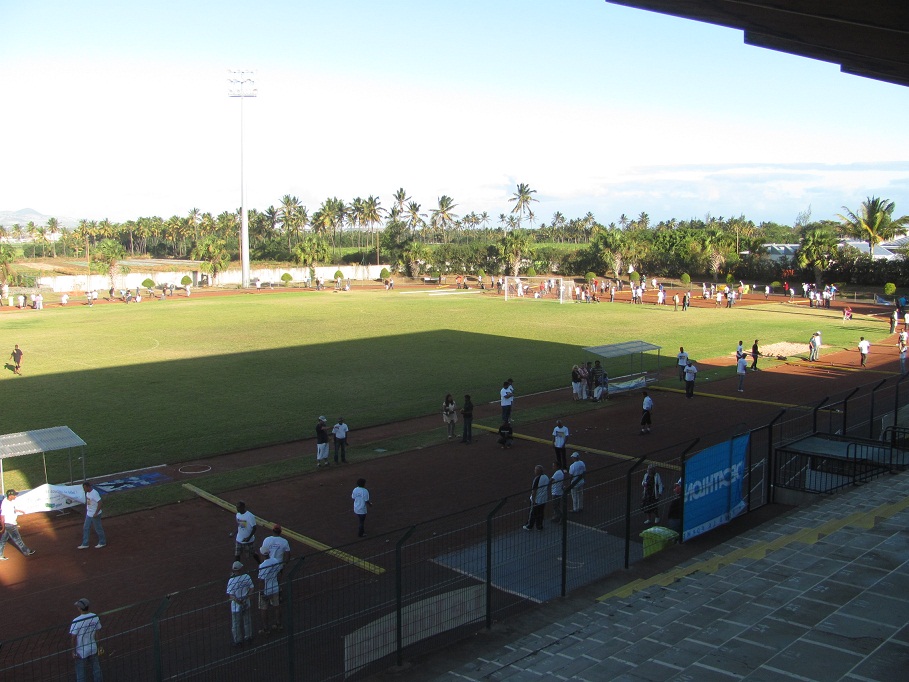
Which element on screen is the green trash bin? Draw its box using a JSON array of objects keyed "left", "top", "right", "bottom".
[{"left": 640, "top": 526, "right": 679, "bottom": 557}]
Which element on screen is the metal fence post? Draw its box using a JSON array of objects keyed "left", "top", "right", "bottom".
[
  {"left": 764, "top": 409, "right": 786, "bottom": 505},
  {"left": 560, "top": 489, "right": 569, "bottom": 597},
  {"left": 869, "top": 378, "right": 888, "bottom": 439},
  {"left": 840, "top": 387, "right": 860, "bottom": 436},
  {"left": 812, "top": 397, "right": 830, "bottom": 433},
  {"left": 285, "top": 555, "right": 305, "bottom": 682},
  {"left": 486, "top": 499, "right": 508, "bottom": 629},
  {"left": 895, "top": 374, "right": 909, "bottom": 428},
  {"left": 151, "top": 594, "right": 173, "bottom": 682},
  {"left": 395, "top": 526, "right": 417, "bottom": 667},
  {"left": 624, "top": 457, "right": 647, "bottom": 569}
]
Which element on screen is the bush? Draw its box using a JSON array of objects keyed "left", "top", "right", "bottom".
[
  {"left": 680, "top": 273, "right": 691, "bottom": 287},
  {"left": 771, "top": 281, "right": 781, "bottom": 289},
  {"left": 142, "top": 278, "right": 155, "bottom": 289},
  {"left": 180, "top": 275, "right": 192, "bottom": 286},
  {"left": 526, "top": 267, "right": 537, "bottom": 277},
  {"left": 726, "top": 273, "right": 735, "bottom": 285},
  {"left": 477, "top": 268, "right": 485, "bottom": 279},
  {"left": 281, "top": 273, "right": 293, "bottom": 285},
  {"left": 884, "top": 282, "right": 897, "bottom": 296},
  {"left": 584, "top": 271, "right": 595, "bottom": 282},
  {"left": 334, "top": 270, "right": 344, "bottom": 280},
  {"left": 629, "top": 271, "right": 640, "bottom": 283},
  {"left": 380, "top": 267, "right": 391, "bottom": 280}
]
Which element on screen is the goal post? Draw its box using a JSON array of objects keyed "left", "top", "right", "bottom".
[{"left": 504, "top": 276, "right": 564, "bottom": 303}]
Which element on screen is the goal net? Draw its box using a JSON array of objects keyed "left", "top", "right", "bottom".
[{"left": 503, "top": 276, "right": 564, "bottom": 303}]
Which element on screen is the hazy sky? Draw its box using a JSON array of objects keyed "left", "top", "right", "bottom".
[{"left": 2, "top": 0, "right": 908, "bottom": 226}]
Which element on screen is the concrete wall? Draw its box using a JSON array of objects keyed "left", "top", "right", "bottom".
[{"left": 35, "top": 264, "right": 390, "bottom": 293}]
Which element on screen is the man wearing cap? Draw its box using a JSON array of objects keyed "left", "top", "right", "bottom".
[
  {"left": 1, "top": 489, "right": 36, "bottom": 560},
  {"left": 260, "top": 524, "right": 290, "bottom": 565},
  {"left": 78, "top": 482, "right": 106, "bottom": 550},
  {"left": 568, "top": 452, "right": 586, "bottom": 513},
  {"left": 315, "top": 416, "right": 329, "bottom": 467},
  {"left": 331, "top": 417, "right": 349, "bottom": 464},
  {"left": 70, "top": 597, "right": 102, "bottom": 681},
  {"left": 226, "top": 561, "right": 254, "bottom": 646},
  {"left": 257, "top": 549, "right": 283, "bottom": 633}
]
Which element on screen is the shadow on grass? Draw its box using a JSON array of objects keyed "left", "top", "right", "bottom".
[{"left": 1, "top": 331, "right": 662, "bottom": 490}]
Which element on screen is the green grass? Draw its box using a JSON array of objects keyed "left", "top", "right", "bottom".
[{"left": 0, "top": 291, "right": 887, "bottom": 493}]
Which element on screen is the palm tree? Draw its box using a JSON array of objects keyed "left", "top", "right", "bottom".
[
  {"left": 402, "top": 241, "right": 432, "bottom": 277},
  {"left": 406, "top": 201, "right": 426, "bottom": 242},
  {"left": 798, "top": 227, "right": 838, "bottom": 284},
  {"left": 499, "top": 230, "right": 535, "bottom": 276},
  {"left": 362, "top": 195, "right": 384, "bottom": 265},
  {"left": 293, "top": 234, "right": 329, "bottom": 269},
  {"left": 94, "top": 239, "right": 127, "bottom": 289},
  {"left": 838, "top": 196, "right": 909, "bottom": 257},
  {"left": 186, "top": 207, "right": 202, "bottom": 243},
  {"left": 393, "top": 188, "right": 410, "bottom": 214},
  {"left": 46, "top": 217, "right": 59, "bottom": 257},
  {"left": 511, "top": 183, "right": 538, "bottom": 230},
  {"left": 75, "top": 219, "right": 94, "bottom": 278},
  {"left": 0, "top": 244, "right": 16, "bottom": 283},
  {"left": 191, "top": 235, "right": 231, "bottom": 284},
  {"left": 431, "top": 196, "right": 459, "bottom": 244}
]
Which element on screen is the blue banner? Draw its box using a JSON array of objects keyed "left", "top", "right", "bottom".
[{"left": 682, "top": 434, "right": 749, "bottom": 541}]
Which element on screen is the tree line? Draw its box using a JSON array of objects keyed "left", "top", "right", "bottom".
[{"left": 1, "top": 189, "right": 907, "bottom": 288}]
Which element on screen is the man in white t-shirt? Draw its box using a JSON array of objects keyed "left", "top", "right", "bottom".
[
  {"left": 568, "top": 453, "right": 586, "bottom": 513},
  {"left": 78, "top": 483, "right": 106, "bottom": 550},
  {"left": 257, "top": 553, "right": 283, "bottom": 632},
  {"left": 858, "top": 337, "right": 871, "bottom": 367},
  {"left": 551, "top": 420, "right": 569, "bottom": 470},
  {"left": 1, "top": 489, "right": 36, "bottom": 559},
  {"left": 260, "top": 524, "right": 290, "bottom": 565},
  {"left": 676, "top": 347, "right": 688, "bottom": 381},
  {"left": 500, "top": 380, "right": 514, "bottom": 423},
  {"left": 640, "top": 392, "right": 654, "bottom": 434},
  {"left": 331, "top": 417, "right": 349, "bottom": 464},
  {"left": 683, "top": 361, "right": 698, "bottom": 399},
  {"left": 227, "top": 561, "right": 254, "bottom": 645},
  {"left": 234, "top": 501, "right": 259, "bottom": 562},
  {"left": 352, "top": 479, "right": 372, "bottom": 538},
  {"left": 550, "top": 465, "right": 566, "bottom": 523},
  {"left": 70, "top": 598, "right": 102, "bottom": 681},
  {"left": 736, "top": 356, "right": 748, "bottom": 392}
]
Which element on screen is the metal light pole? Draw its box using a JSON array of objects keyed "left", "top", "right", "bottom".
[{"left": 228, "top": 70, "right": 257, "bottom": 288}]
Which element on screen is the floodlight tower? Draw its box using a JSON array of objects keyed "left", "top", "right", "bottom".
[{"left": 228, "top": 69, "right": 257, "bottom": 288}]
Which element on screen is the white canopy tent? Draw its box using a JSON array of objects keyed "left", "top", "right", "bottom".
[{"left": 0, "top": 426, "right": 86, "bottom": 492}]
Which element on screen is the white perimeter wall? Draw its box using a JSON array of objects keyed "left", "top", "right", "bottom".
[{"left": 36, "top": 264, "right": 390, "bottom": 293}]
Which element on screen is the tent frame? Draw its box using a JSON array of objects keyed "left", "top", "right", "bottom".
[{"left": 0, "top": 426, "right": 86, "bottom": 492}]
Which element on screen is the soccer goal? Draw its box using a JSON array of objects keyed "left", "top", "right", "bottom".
[{"left": 503, "top": 276, "right": 565, "bottom": 303}]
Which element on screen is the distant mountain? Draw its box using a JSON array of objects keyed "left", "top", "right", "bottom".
[{"left": 0, "top": 209, "right": 79, "bottom": 229}]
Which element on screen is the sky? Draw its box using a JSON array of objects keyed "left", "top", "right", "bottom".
[{"left": 2, "top": 0, "right": 908, "bottom": 228}]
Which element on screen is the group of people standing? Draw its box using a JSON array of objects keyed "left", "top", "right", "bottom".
[
  {"left": 523, "top": 453, "right": 586, "bottom": 531},
  {"left": 570, "top": 361, "right": 609, "bottom": 402},
  {"left": 227, "top": 504, "right": 292, "bottom": 647},
  {"left": 440, "top": 393, "right": 475, "bottom": 444}
]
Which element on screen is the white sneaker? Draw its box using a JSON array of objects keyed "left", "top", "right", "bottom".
[
  {"left": 95, "top": 544, "right": 106, "bottom": 549},
  {"left": 643, "top": 519, "right": 651, "bottom": 525},
  {"left": 77, "top": 545, "right": 90, "bottom": 550}
]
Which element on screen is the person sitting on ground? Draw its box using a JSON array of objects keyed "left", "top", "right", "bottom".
[
  {"left": 497, "top": 422, "right": 514, "bottom": 449},
  {"left": 843, "top": 306, "right": 853, "bottom": 322}
]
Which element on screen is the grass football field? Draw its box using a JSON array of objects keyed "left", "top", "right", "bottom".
[{"left": 0, "top": 289, "right": 883, "bottom": 495}]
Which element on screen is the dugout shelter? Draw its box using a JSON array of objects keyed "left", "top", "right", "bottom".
[
  {"left": 0, "top": 426, "right": 86, "bottom": 492},
  {"left": 584, "top": 340, "right": 663, "bottom": 386}
]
